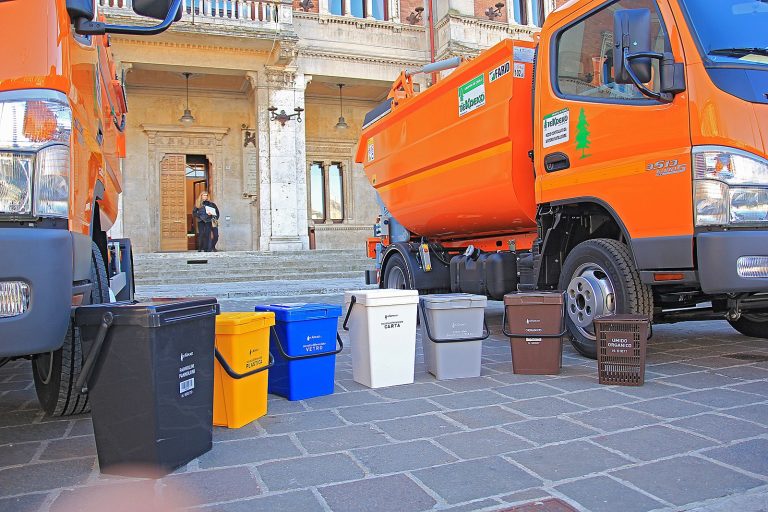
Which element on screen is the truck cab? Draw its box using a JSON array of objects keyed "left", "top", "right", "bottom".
[
  {"left": 533, "top": 0, "right": 768, "bottom": 355},
  {"left": 0, "top": 0, "right": 180, "bottom": 415}
]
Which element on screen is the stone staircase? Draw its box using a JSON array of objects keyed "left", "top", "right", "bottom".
[{"left": 133, "top": 249, "right": 374, "bottom": 286}]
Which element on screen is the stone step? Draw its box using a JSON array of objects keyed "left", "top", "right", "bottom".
[
  {"left": 135, "top": 260, "right": 373, "bottom": 275},
  {"left": 133, "top": 249, "right": 368, "bottom": 262},
  {"left": 135, "top": 270, "right": 369, "bottom": 286}
]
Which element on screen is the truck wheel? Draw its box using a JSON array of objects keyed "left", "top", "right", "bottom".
[
  {"left": 33, "top": 242, "right": 110, "bottom": 416},
  {"left": 382, "top": 252, "right": 414, "bottom": 289},
  {"left": 729, "top": 314, "right": 768, "bottom": 339},
  {"left": 558, "top": 239, "right": 652, "bottom": 359}
]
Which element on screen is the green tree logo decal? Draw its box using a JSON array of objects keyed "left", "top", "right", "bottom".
[{"left": 575, "top": 108, "right": 591, "bottom": 159}]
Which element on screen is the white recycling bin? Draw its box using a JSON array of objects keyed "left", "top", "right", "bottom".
[
  {"left": 419, "top": 294, "right": 488, "bottom": 380},
  {"left": 343, "top": 289, "right": 419, "bottom": 388}
]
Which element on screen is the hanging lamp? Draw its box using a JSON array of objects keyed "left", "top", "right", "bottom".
[
  {"left": 179, "top": 72, "right": 195, "bottom": 125},
  {"left": 335, "top": 83, "right": 348, "bottom": 130}
]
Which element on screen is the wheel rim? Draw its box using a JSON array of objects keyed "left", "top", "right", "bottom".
[
  {"left": 566, "top": 263, "right": 616, "bottom": 340},
  {"left": 386, "top": 265, "right": 407, "bottom": 289},
  {"left": 34, "top": 351, "right": 54, "bottom": 385}
]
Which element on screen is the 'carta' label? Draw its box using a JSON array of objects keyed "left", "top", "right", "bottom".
[{"left": 458, "top": 74, "right": 486, "bottom": 117}]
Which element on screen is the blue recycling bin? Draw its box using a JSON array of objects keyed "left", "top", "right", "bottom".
[{"left": 255, "top": 303, "right": 343, "bottom": 400}]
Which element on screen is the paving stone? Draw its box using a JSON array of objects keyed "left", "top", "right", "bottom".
[
  {"left": 703, "top": 439, "right": 768, "bottom": 476},
  {"left": 200, "top": 489, "right": 325, "bottom": 512},
  {"left": 555, "top": 476, "right": 665, "bottom": 512},
  {"left": 558, "top": 389, "right": 637, "bottom": 408},
  {"left": 198, "top": 436, "right": 301, "bottom": 469},
  {"left": 0, "top": 494, "right": 48, "bottom": 512},
  {"left": 40, "top": 435, "right": 97, "bottom": 461},
  {"left": 320, "top": 474, "right": 436, "bottom": 512},
  {"left": 495, "top": 384, "right": 563, "bottom": 400},
  {"left": 730, "top": 381, "right": 768, "bottom": 397},
  {"left": 258, "top": 453, "right": 364, "bottom": 491},
  {"left": 672, "top": 413, "right": 767, "bottom": 442},
  {"left": 490, "top": 373, "right": 557, "bottom": 385},
  {"left": 567, "top": 407, "right": 658, "bottom": 432},
  {"left": 645, "top": 362, "right": 709, "bottom": 376},
  {"left": 676, "top": 388, "right": 764, "bottom": 408},
  {"left": 302, "top": 390, "right": 385, "bottom": 410},
  {"left": 540, "top": 377, "right": 601, "bottom": 393},
  {"left": 0, "top": 458, "right": 94, "bottom": 494},
  {"left": 295, "top": 424, "right": 389, "bottom": 454},
  {"left": 506, "top": 397, "right": 587, "bottom": 418},
  {"left": 263, "top": 398, "right": 309, "bottom": 415},
  {"left": 443, "top": 498, "right": 503, "bottom": 512},
  {"left": 606, "top": 381, "right": 685, "bottom": 399},
  {"left": 593, "top": 425, "right": 714, "bottom": 461},
  {"left": 51, "top": 480, "right": 174, "bottom": 512},
  {"left": 376, "top": 414, "right": 461, "bottom": 441},
  {"left": 0, "top": 421, "right": 69, "bottom": 445},
  {"left": 445, "top": 406, "right": 526, "bottom": 429},
  {"left": 511, "top": 441, "right": 632, "bottom": 481},
  {"left": 630, "top": 397, "right": 712, "bottom": 419},
  {"left": 337, "top": 399, "right": 440, "bottom": 423},
  {"left": 352, "top": 440, "right": 456, "bottom": 474},
  {"left": 0, "top": 443, "right": 39, "bottom": 468},
  {"left": 656, "top": 372, "right": 744, "bottom": 390},
  {"left": 163, "top": 467, "right": 261, "bottom": 504},
  {"left": 413, "top": 457, "right": 542, "bottom": 504},
  {"left": 257, "top": 410, "right": 345, "bottom": 435},
  {"left": 712, "top": 366, "right": 768, "bottom": 381},
  {"left": 505, "top": 418, "right": 600, "bottom": 445},
  {"left": 0, "top": 410, "right": 41, "bottom": 429},
  {"left": 611, "top": 456, "right": 763, "bottom": 506},
  {"left": 69, "top": 419, "right": 94, "bottom": 437},
  {"left": 372, "top": 383, "right": 452, "bottom": 400},
  {"left": 436, "top": 428, "right": 534, "bottom": 459},
  {"left": 499, "top": 488, "right": 552, "bottom": 504},
  {"left": 0, "top": 381, "right": 31, "bottom": 392},
  {"left": 685, "top": 356, "right": 752, "bottom": 369},
  {"left": 428, "top": 390, "right": 512, "bottom": 410},
  {"left": 432, "top": 376, "right": 504, "bottom": 393},
  {"left": 212, "top": 423, "right": 266, "bottom": 442},
  {"left": 722, "top": 404, "right": 768, "bottom": 426}
]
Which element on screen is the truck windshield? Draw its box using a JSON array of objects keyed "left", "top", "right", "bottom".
[{"left": 680, "top": 0, "right": 768, "bottom": 66}]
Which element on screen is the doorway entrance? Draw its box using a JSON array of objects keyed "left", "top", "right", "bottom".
[{"left": 159, "top": 153, "right": 210, "bottom": 251}]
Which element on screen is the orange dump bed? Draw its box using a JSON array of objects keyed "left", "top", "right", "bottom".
[{"left": 356, "top": 39, "right": 538, "bottom": 241}]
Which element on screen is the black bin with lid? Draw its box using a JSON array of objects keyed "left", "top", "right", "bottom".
[{"left": 75, "top": 298, "right": 219, "bottom": 476}]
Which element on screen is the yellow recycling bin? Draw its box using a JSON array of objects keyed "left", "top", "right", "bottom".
[{"left": 213, "top": 312, "right": 275, "bottom": 428}]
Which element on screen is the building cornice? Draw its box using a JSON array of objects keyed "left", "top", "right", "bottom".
[
  {"left": 435, "top": 12, "right": 539, "bottom": 37},
  {"left": 112, "top": 37, "right": 274, "bottom": 56},
  {"left": 298, "top": 48, "right": 426, "bottom": 68},
  {"left": 293, "top": 11, "right": 425, "bottom": 34},
  {"left": 141, "top": 124, "right": 231, "bottom": 136}
]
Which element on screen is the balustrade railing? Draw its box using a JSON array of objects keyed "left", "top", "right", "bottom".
[{"left": 98, "top": 0, "right": 281, "bottom": 26}]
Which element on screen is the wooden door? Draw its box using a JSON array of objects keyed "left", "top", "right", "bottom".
[{"left": 160, "top": 154, "right": 188, "bottom": 251}]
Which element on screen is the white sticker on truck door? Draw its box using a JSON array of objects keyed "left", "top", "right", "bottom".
[{"left": 543, "top": 108, "right": 570, "bottom": 148}]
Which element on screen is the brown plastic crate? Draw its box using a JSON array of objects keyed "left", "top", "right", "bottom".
[
  {"left": 503, "top": 292, "right": 565, "bottom": 375},
  {"left": 595, "top": 315, "right": 650, "bottom": 386}
]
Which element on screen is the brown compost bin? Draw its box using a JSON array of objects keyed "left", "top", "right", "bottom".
[{"left": 503, "top": 292, "right": 565, "bottom": 375}]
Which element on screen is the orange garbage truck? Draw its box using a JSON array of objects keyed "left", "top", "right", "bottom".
[
  {"left": 0, "top": 0, "right": 181, "bottom": 415},
  {"left": 356, "top": 0, "right": 768, "bottom": 358}
]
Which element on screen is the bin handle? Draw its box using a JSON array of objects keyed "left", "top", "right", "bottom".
[
  {"left": 342, "top": 295, "right": 356, "bottom": 331},
  {"left": 271, "top": 326, "right": 344, "bottom": 360},
  {"left": 501, "top": 306, "right": 568, "bottom": 339},
  {"left": 419, "top": 301, "right": 490, "bottom": 343},
  {"left": 76, "top": 312, "right": 114, "bottom": 395},
  {"left": 214, "top": 348, "right": 274, "bottom": 380}
]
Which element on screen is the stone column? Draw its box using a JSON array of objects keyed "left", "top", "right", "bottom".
[
  {"left": 319, "top": 0, "right": 329, "bottom": 14},
  {"left": 255, "top": 68, "right": 309, "bottom": 251},
  {"left": 365, "top": 0, "right": 373, "bottom": 18},
  {"left": 343, "top": 0, "right": 352, "bottom": 15}
]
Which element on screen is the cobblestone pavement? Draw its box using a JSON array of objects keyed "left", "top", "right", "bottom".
[{"left": 1, "top": 300, "right": 767, "bottom": 512}]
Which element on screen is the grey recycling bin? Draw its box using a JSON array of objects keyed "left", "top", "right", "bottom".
[
  {"left": 74, "top": 298, "right": 219, "bottom": 477},
  {"left": 419, "top": 294, "right": 488, "bottom": 380}
]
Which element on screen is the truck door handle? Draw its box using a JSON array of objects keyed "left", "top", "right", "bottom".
[{"left": 544, "top": 152, "right": 570, "bottom": 172}]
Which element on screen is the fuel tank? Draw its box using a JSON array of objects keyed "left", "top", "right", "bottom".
[{"left": 355, "top": 39, "right": 538, "bottom": 241}]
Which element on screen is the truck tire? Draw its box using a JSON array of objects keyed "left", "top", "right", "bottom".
[
  {"left": 558, "top": 238, "right": 653, "bottom": 359},
  {"left": 729, "top": 314, "right": 768, "bottom": 339},
  {"left": 33, "top": 241, "right": 110, "bottom": 416},
  {"left": 382, "top": 252, "right": 414, "bottom": 290}
]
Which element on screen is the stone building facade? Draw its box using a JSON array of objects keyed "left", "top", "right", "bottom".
[{"left": 102, "top": 0, "right": 559, "bottom": 253}]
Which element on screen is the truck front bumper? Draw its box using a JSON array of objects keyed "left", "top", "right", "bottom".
[
  {"left": 697, "top": 231, "right": 768, "bottom": 294},
  {"left": 0, "top": 228, "right": 74, "bottom": 357}
]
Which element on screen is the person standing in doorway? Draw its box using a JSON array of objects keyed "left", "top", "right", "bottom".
[{"left": 193, "top": 191, "right": 220, "bottom": 252}]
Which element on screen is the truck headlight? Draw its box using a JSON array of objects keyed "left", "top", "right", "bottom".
[
  {"left": 693, "top": 147, "right": 768, "bottom": 226},
  {"left": 0, "top": 91, "right": 71, "bottom": 218}
]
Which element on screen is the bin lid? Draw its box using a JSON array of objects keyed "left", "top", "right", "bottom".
[
  {"left": 254, "top": 303, "right": 342, "bottom": 322},
  {"left": 344, "top": 289, "right": 419, "bottom": 307},
  {"left": 503, "top": 292, "right": 564, "bottom": 306},
  {"left": 75, "top": 297, "right": 220, "bottom": 328},
  {"left": 216, "top": 312, "right": 275, "bottom": 335},
  {"left": 421, "top": 293, "right": 487, "bottom": 310}
]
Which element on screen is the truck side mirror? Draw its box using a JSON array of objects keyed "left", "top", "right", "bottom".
[
  {"left": 66, "top": 0, "right": 94, "bottom": 21},
  {"left": 613, "top": 9, "right": 652, "bottom": 85},
  {"left": 133, "top": 0, "right": 183, "bottom": 22}
]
